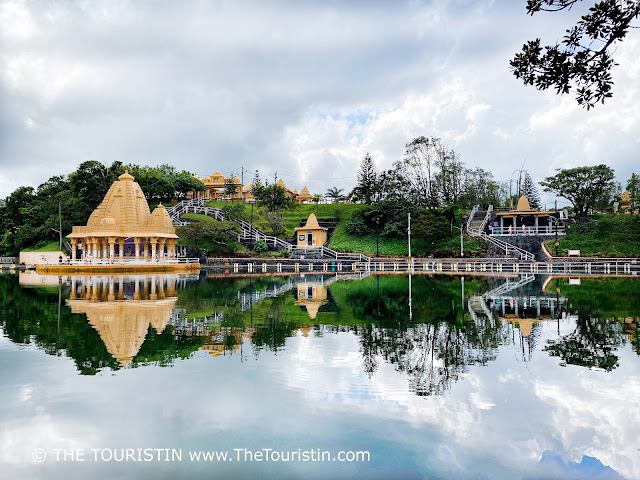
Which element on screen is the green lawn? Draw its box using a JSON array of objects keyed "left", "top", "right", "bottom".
[
  {"left": 22, "top": 240, "right": 64, "bottom": 252},
  {"left": 200, "top": 201, "right": 483, "bottom": 257},
  {"left": 205, "top": 200, "right": 365, "bottom": 237},
  {"left": 544, "top": 214, "right": 640, "bottom": 258}
]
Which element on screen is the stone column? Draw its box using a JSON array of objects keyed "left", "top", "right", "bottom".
[
  {"left": 108, "top": 237, "right": 116, "bottom": 263},
  {"left": 144, "top": 239, "right": 149, "bottom": 261},
  {"left": 150, "top": 276, "right": 157, "bottom": 300},
  {"left": 108, "top": 276, "right": 116, "bottom": 301},
  {"left": 71, "top": 239, "right": 77, "bottom": 261},
  {"left": 158, "top": 238, "right": 166, "bottom": 261},
  {"left": 118, "top": 238, "right": 125, "bottom": 261},
  {"left": 150, "top": 237, "right": 158, "bottom": 261},
  {"left": 534, "top": 216, "right": 539, "bottom": 234},
  {"left": 134, "top": 277, "right": 140, "bottom": 300},
  {"left": 70, "top": 276, "right": 77, "bottom": 299},
  {"left": 100, "top": 239, "right": 105, "bottom": 259},
  {"left": 166, "top": 278, "right": 176, "bottom": 297},
  {"left": 117, "top": 275, "right": 125, "bottom": 300},
  {"left": 134, "top": 237, "right": 140, "bottom": 260}
]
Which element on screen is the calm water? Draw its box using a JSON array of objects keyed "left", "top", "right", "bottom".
[{"left": 1, "top": 271, "right": 639, "bottom": 480}]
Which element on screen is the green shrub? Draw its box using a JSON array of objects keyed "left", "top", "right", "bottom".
[
  {"left": 253, "top": 240, "right": 268, "bottom": 253},
  {"left": 221, "top": 203, "right": 246, "bottom": 222},
  {"left": 345, "top": 215, "right": 370, "bottom": 236}
]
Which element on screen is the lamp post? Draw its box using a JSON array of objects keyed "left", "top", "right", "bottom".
[
  {"left": 554, "top": 199, "right": 558, "bottom": 257},
  {"left": 407, "top": 212, "right": 411, "bottom": 258},
  {"left": 460, "top": 213, "right": 464, "bottom": 257}
]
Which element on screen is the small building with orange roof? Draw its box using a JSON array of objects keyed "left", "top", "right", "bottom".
[{"left": 294, "top": 213, "right": 328, "bottom": 247}]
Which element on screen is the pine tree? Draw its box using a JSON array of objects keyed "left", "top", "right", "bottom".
[
  {"left": 354, "top": 153, "right": 378, "bottom": 204},
  {"left": 521, "top": 171, "right": 541, "bottom": 209}
]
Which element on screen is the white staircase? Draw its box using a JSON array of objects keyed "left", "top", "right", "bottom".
[
  {"left": 167, "top": 199, "right": 370, "bottom": 261},
  {"left": 466, "top": 206, "right": 535, "bottom": 261}
]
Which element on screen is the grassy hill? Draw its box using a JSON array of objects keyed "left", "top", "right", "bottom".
[
  {"left": 202, "top": 200, "right": 482, "bottom": 257},
  {"left": 544, "top": 214, "right": 640, "bottom": 258}
]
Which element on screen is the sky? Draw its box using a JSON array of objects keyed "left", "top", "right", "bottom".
[{"left": 1, "top": 0, "right": 639, "bottom": 205}]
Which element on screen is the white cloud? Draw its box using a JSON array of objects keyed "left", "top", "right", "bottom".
[{"left": 0, "top": 0, "right": 638, "bottom": 200}]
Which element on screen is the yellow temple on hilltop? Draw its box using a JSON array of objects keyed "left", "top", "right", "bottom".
[{"left": 189, "top": 173, "right": 314, "bottom": 203}]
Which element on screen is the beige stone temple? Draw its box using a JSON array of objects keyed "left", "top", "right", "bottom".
[{"left": 67, "top": 170, "right": 178, "bottom": 262}]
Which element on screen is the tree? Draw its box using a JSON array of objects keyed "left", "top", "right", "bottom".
[
  {"left": 69, "top": 160, "right": 123, "bottom": 222},
  {"left": 325, "top": 187, "right": 345, "bottom": 203},
  {"left": 540, "top": 164, "right": 615, "bottom": 219},
  {"left": 627, "top": 173, "right": 639, "bottom": 213},
  {"left": 397, "top": 136, "right": 462, "bottom": 208},
  {"left": 176, "top": 220, "right": 239, "bottom": 252},
  {"left": 510, "top": 0, "right": 640, "bottom": 109},
  {"left": 252, "top": 184, "right": 294, "bottom": 234},
  {"left": 521, "top": 171, "right": 542, "bottom": 208},
  {"left": 432, "top": 146, "right": 465, "bottom": 205},
  {"left": 353, "top": 153, "right": 378, "bottom": 204},
  {"left": 412, "top": 213, "right": 451, "bottom": 245},
  {"left": 223, "top": 178, "right": 239, "bottom": 202},
  {"left": 399, "top": 136, "right": 439, "bottom": 209},
  {"left": 460, "top": 168, "right": 508, "bottom": 209},
  {"left": 311, "top": 193, "right": 323, "bottom": 204}
]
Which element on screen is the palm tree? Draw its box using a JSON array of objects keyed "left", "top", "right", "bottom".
[
  {"left": 326, "top": 187, "right": 345, "bottom": 203},
  {"left": 312, "top": 193, "right": 323, "bottom": 204}
]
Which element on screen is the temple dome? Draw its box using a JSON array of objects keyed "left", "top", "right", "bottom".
[
  {"left": 86, "top": 170, "right": 151, "bottom": 228},
  {"left": 516, "top": 195, "right": 532, "bottom": 211},
  {"left": 147, "top": 204, "right": 173, "bottom": 229}
]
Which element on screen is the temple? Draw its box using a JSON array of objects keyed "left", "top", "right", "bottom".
[
  {"left": 66, "top": 170, "right": 179, "bottom": 262},
  {"left": 190, "top": 172, "right": 243, "bottom": 200},
  {"left": 189, "top": 173, "right": 314, "bottom": 203},
  {"left": 490, "top": 195, "right": 563, "bottom": 236},
  {"left": 295, "top": 213, "right": 328, "bottom": 247}
]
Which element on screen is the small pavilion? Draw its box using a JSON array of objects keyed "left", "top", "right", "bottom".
[
  {"left": 295, "top": 213, "right": 327, "bottom": 247},
  {"left": 492, "top": 196, "right": 560, "bottom": 236},
  {"left": 67, "top": 170, "right": 178, "bottom": 262}
]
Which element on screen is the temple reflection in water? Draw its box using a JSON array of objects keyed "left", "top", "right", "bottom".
[
  {"left": 4, "top": 271, "right": 638, "bottom": 386},
  {"left": 66, "top": 275, "right": 181, "bottom": 367}
]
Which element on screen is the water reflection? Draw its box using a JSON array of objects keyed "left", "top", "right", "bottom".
[
  {"left": 1, "top": 272, "right": 639, "bottom": 386},
  {"left": 66, "top": 276, "right": 180, "bottom": 367}
]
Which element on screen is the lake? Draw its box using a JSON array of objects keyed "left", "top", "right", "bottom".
[{"left": 1, "top": 271, "right": 639, "bottom": 479}]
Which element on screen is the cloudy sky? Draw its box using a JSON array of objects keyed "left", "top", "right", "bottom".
[{"left": 1, "top": 0, "right": 639, "bottom": 203}]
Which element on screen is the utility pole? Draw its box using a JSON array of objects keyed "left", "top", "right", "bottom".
[
  {"left": 58, "top": 201, "right": 62, "bottom": 251},
  {"left": 407, "top": 212, "right": 412, "bottom": 259},
  {"left": 274, "top": 172, "right": 277, "bottom": 185},
  {"left": 250, "top": 202, "right": 254, "bottom": 250}
]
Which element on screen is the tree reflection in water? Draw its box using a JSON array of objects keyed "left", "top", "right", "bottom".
[{"left": 1, "top": 272, "right": 639, "bottom": 393}]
